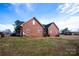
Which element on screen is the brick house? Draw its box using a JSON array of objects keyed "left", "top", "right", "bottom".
[
  {"left": 20, "top": 17, "right": 59, "bottom": 37},
  {"left": 20, "top": 17, "right": 45, "bottom": 37},
  {"left": 48, "top": 22, "right": 59, "bottom": 37},
  {"left": 43, "top": 22, "right": 59, "bottom": 37}
]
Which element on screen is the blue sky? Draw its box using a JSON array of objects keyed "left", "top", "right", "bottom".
[{"left": 0, "top": 3, "right": 79, "bottom": 32}]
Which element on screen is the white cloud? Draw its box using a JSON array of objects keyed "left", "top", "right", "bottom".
[
  {"left": 59, "top": 3, "right": 72, "bottom": 13},
  {"left": 10, "top": 3, "right": 34, "bottom": 15},
  {"left": 8, "top": 3, "right": 34, "bottom": 19},
  {"left": 0, "top": 24, "right": 14, "bottom": 32},
  {"left": 39, "top": 16, "right": 79, "bottom": 31},
  {"left": 10, "top": 3, "right": 24, "bottom": 16},
  {"left": 25, "top": 3, "right": 34, "bottom": 11},
  {"left": 56, "top": 16, "right": 79, "bottom": 31},
  {"left": 57, "top": 3, "right": 79, "bottom": 16},
  {"left": 57, "top": 3, "right": 79, "bottom": 31}
]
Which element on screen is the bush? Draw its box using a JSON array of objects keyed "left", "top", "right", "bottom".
[
  {"left": 11, "top": 33, "right": 16, "bottom": 36},
  {"left": 0, "top": 32, "right": 4, "bottom": 37}
]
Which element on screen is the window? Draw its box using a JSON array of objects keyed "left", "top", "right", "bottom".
[{"left": 32, "top": 20, "right": 35, "bottom": 25}]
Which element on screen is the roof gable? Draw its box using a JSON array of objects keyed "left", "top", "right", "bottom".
[
  {"left": 20, "top": 17, "right": 44, "bottom": 29},
  {"left": 43, "top": 22, "right": 59, "bottom": 30},
  {"left": 49, "top": 22, "right": 59, "bottom": 30}
]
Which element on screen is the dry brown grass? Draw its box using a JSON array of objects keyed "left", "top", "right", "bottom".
[
  {"left": 0, "top": 36, "right": 79, "bottom": 56},
  {"left": 60, "top": 35, "right": 79, "bottom": 40}
]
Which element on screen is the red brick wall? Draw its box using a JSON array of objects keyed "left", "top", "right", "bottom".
[
  {"left": 48, "top": 23, "right": 59, "bottom": 37},
  {"left": 21, "top": 19, "right": 44, "bottom": 37}
]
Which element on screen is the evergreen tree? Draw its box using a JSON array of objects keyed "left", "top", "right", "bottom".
[
  {"left": 61, "top": 28, "right": 71, "bottom": 35},
  {"left": 14, "top": 20, "right": 24, "bottom": 36}
]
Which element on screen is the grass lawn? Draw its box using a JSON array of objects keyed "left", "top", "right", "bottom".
[{"left": 0, "top": 36, "right": 79, "bottom": 56}]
